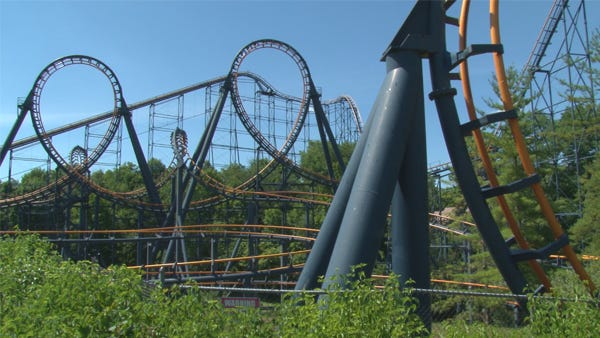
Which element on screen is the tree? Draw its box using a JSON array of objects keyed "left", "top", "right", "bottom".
[
  {"left": 0, "top": 178, "right": 19, "bottom": 230},
  {"left": 569, "top": 152, "right": 600, "bottom": 255},
  {"left": 299, "top": 140, "right": 354, "bottom": 182}
]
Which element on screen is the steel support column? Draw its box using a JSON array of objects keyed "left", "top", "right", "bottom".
[
  {"left": 391, "top": 50, "right": 430, "bottom": 328},
  {"left": 320, "top": 49, "right": 423, "bottom": 286},
  {"left": 294, "top": 101, "right": 372, "bottom": 290}
]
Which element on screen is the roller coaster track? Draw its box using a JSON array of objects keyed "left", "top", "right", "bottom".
[
  {"left": 457, "top": 0, "right": 551, "bottom": 291},
  {"left": 2, "top": 2, "right": 596, "bottom": 314},
  {"left": 171, "top": 40, "right": 359, "bottom": 216},
  {"left": 0, "top": 165, "right": 174, "bottom": 210},
  {"left": 230, "top": 40, "right": 312, "bottom": 162},
  {"left": 4, "top": 217, "right": 594, "bottom": 288},
  {"left": 219, "top": 40, "right": 345, "bottom": 189},
  {"left": 1, "top": 68, "right": 360, "bottom": 210},
  {"left": 290, "top": 4, "right": 596, "bottom": 325},
  {"left": 0, "top": 39, "right": 366, "bottom": 279},
  {"left": 323, "top": 95, "right": 364, "bottom": 134},
  {"left": 0, "top": 214, "right": 475, "bottom": 237},
  {"left": 0, "top": 43, "right": 360, "bottom": 214},
  {"left": 455, "top": 0, "right": 594, "bottom": 294},
  {"left": 2, "top": 71, "right": 362, "bottom": 155},
  {"left": 524, "top": 0, "right": 567, "bottom": 72},
  {"left": 2, "top": 74, "right": 230, "bottom": 153},
  {"left": 28, "top": 56, "right": 124, "bottom": 173},
  {"left": 0, "top": 217, "right": 465, "bottom": 286}
]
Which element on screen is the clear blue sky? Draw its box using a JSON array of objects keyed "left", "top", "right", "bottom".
[{"left": 1, "top": 0, "right": 599, "bottom": 182}]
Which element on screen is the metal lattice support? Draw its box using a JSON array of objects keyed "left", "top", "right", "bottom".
[
  {"left": 524, "top": 0, "right": 597, "bottom": 218},
  {"left": 148, "top": 95, "right": 184, "bottom": 160}
]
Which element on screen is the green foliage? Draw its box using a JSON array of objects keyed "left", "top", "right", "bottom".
[
  {"left": 92, "top": 162, "right": 143, "bottom": 193},
  {"left": 435, "top": 319, "right": 529, "bottom": 338},
  {"left": 1, "top": 234, "right": 427, "bottom": 337},
  {"left": 434, "top": 262, "right": 600, "bottom": 337},
  {"left": 571, "top": 152, "right": 600, "bottom": 254},
  {"left": 474, "top": 65, "right": 553, "bottom": 248},
  {"left": 527, "top": 296, "right": 600, "bottom": 337},
  {"left": 219, "top": 162, "right": 251, "bottom": 188},
  {"left": 299, "top": 140, "right": 354, "bottom": 179},
  {"left": 0, "top": 233, "right": 147, "bottom": 336},
  {"left": 279, "top": 270, "right": 427, "bottom": 337},
  {"left": 16, "top": 167, "right": 51, "bottom": 193},
  {"left": 527, "top": 262, "right": 600, "bottom": 336},
  {"left": 147, "top": 157, "right": 167, "bottom": 181},
  {"left": 436, "top": 294, "right": 600, "bottom": 337}
]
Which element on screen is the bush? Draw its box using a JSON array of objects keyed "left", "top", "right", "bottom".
[
  {"left": 0, "top": 234, "right": 426, "bottom": 337},
  {"left": 0, "top": 233, "right": 148, "bottom": 336},
  {"left": 5, "top": 233, "right": 599, "bottom": 336},
  {"left": 277, "top": 270, "right": 427, "bottom": 337}
]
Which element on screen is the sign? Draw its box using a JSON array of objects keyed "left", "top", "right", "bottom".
[{"left": 220, "top": 297, "right": 260, "bottom": 308}]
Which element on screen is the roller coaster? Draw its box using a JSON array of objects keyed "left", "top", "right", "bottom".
[
  {"left": 0, "top": 41, "right": 362, "bottom": 282},
  {"left": 0, "top": 0, "right": 597, "bottom": 327}
]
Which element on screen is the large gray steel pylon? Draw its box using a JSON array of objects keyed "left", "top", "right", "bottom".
[{"left": 297, "top": 0, "right": 532, "bottom": 328}]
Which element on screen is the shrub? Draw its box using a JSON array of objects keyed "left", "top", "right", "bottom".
[
  {"left": 277, "top": 269, "right": 428, "bottom": 337},
  {"left": 1, "top": 234, "right": 427, "bottom": 337}
]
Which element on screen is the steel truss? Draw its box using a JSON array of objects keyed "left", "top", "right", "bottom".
[
  {"left": 0, "top": 41, "right": 363, "bottom": 289},
  {"left": 524, "top": 0, "right": 597, "bottom": 219}
]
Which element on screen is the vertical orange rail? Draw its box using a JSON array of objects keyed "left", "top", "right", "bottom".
[
  {"left": 489, "top": 0, "right": 595, "bottom": 294},
  {"left": 458, "top": 0, "right": 551, "bottom": 290}
]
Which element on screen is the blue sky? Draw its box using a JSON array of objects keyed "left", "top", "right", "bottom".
[{"left": 1, "top": 0, "right": 599, "bottom": 182}]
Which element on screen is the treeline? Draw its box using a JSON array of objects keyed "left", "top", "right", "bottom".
[
  {"left": 0, "top": 140, "right": 355, "bottom": 267},
  {"left": 0, "top": 140, "right": 356, "bottom": 227}
]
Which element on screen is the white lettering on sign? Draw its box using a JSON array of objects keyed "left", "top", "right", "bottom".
[{"left": 221, "top": 297, "right": 260, "bottom": 308}]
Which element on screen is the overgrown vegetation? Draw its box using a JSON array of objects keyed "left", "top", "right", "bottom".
[
  {"left": 2, "top": 234, "right": 599, "bottom": 336},
  {"left": 0, "top": 234, "right": 427, "bottom": 337},
  {"left": 435, "top": 262, "right": 600, "bottom": 337}
]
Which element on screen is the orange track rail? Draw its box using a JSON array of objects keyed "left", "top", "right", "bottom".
[
  {"left": 459, "top": 0, "right": 551, "bottom": 290},
  {"left": 456, "top": 0, "right": 595, "bottom": 295}
]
